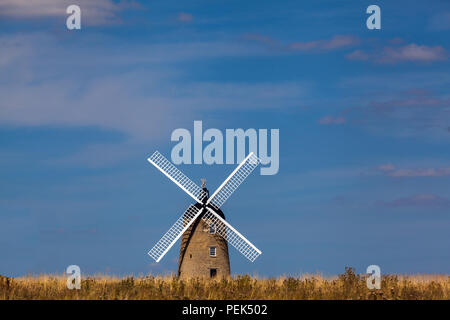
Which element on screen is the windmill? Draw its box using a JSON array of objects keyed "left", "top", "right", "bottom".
[{"left": 147, "top": 151, "right": 262, "bottom": 278}]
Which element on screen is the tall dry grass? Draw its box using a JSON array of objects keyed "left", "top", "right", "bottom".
[{"left": 1, "top": 267, "right": 449, "bottom": 300}]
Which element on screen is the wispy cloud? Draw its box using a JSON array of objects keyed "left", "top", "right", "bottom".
[
  {"left": 378, "top": 194, "right": 450, "bottom": 208},
  {"left": 46, "top": 142, "right": 139, "bottom": 168},
  {"left": 244, "top": 33, "right": 359, "bottom": 52},
  {"left": 378, "top": 163, "right": 396, "bottom": 172},
  {"left": 288, "top": 35, "right": 360, "bottom": 52},
  {"left": 345, "top": 49, "right": 369, "bottom": 61},
  {"left": 429, "top": 12, "right": 450, "bottom": 30},
  {"left": 0, "top": 0, "right": 140, "bottom": 25},
  {"left": 389, "top": 168, "right": 450, "bottom": 178},
  {"left": 369, "top": 95, "right": 450, "bottom": 112},
  {"left": 318, "top": 115, "right": 346, "bottom": 125},
  {"left": 377, "top": 164, "right": 450, "bottom": 178},
  {"left": 347, "top": 87, "right": 450, "bottom": 139},
  {"left": 40, "top": 227, "right": 98, "bottom": 236},
  {"left": 242, "top": 33, "right": 279, "bottom": 47},
  {"left": 347, "top": 43, "right": 448, "bottom": 64},
  {"left": 177, "top": 12, "right": 193, "bottom": 23},
  {"left": 0, "top": 33, "right": 307, "bottom": 140},
  {"left": 380, "top": 44, "right": 447, "bottom": 63}
]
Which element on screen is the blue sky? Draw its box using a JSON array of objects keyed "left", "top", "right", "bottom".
[{"left": 0, "top": 0, "right": 449, "bottom": 277}]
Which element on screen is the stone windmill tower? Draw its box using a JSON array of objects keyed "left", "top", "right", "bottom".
[
  {"left": 147, "top": 151, "right": 262, "bottom": 278},
  {"left": 177, "top": 202, "right": 231, "bottom": 278}
]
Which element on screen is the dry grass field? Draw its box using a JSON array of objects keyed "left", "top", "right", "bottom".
[{"left": 1, "top": 268, "right": 449, "bottom": 300}]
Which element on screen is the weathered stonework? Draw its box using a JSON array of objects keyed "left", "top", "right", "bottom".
[{"left": 178, "top": 205, "right": 230, "bottom": 279}]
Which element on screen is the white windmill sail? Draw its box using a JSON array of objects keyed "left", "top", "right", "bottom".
[
  {"left": 147, "top": 151, "right": 207, "bottom": 203},
  {"left": 148, "top": 205, "right": 204, "bottom": 262},
  {"left": 207, "top": 152, "right": 260, "bottom": 209},
  {"left": 147, "top": 150, "right": 262, "bottom": 263},
  {"left": 203, "top": 152, "right": 262, "bottom": 262},
  {"left": 203, "top": 207, "right": 262, "bottom": 262}
]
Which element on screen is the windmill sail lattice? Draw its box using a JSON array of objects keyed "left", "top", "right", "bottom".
[
  {"left": 207, "top": 153, "right": 260, "bottom": 209},
  {"left": 148, "top": 205, "right": 204, "bottom": 262},
  {"left": 203, "top": 208, "right": 261, "bottom": 262},
  {"left": 148, "top": 151, "right": 207, "bottom": 203},
  {"left": 147, "top": 150, "right": 262, "bottom": 264}
]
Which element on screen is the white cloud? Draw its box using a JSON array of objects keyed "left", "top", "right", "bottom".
[
  {"left": 337, "top": 72, "right": 450, "bottom": 140},
  {"left": 346, "top": 50, "right": 369, "bottom": 61},
  {"left": 379, "top": 194, "right": 450, "bottom": 208},
  {"left": 380, "top": 44, "right": 447, "bottom": 63},
  {"left": 378, "top": 163, "right": 395, "bottom": 172},
  {"left": 378, "top": 165, "right": 450, "bottom": 178},
  {"left": 346, "top": 43, "right": 448, "bottom": 64},
  {"left": 0, "top": 0, "right": 140, "bottom": 25},
  {"left": 0, "top": 32, "right": 307, "bottom": 140},
  {"left": 288, "top": 35, "right": 360, "bottom": 51},
  {"left": 244, "top": 33, "right": 360, "bottom": 52},
  {"left": 318, "top": 115, "right": 346, "bottom": 125},
  {"left": 177, "top": 12, "right": 193, "bottom": 23}
]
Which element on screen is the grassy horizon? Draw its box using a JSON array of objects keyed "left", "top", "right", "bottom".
[{"left": 1, "top": 268, "right": 449, "bottom": 300}]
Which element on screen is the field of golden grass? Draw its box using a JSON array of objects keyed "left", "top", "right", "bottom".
[{"left": 1, "top": 268, "right": 449, "bottom": 300}]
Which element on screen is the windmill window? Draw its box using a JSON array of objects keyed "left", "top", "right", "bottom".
[
  {"left": 209, "top": 246, "right": 216, "bottom": 257},
  {"left": 209, "top": 224, "right": 216, "bottom": 234},
  {"left": 210, "top": 268, "right": 217, "bottom": 278}
]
